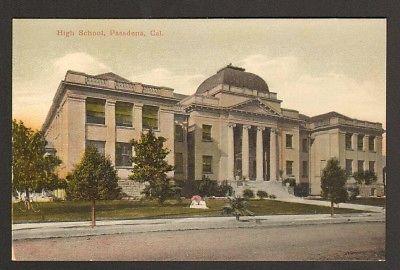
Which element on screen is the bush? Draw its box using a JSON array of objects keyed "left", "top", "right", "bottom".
[
  {"left": 282, "top": 178, "right": 296, "bottom": 187},
  {"left": 256, "top": 190, "right": 268, "bottom": 199},
  {"left": 294, "top": 183, "right": 309, "bottom": 197},
  {"left": 216, "top": 180, "right": 233, "bottom": 197},
  {"left": 196, "top": 176, "right": 219, "bottom": 197},
  {"left": 269, "top": 194, "right": 276, "bottom": 199},
  {"left": 242, "top": 189, "right": 254, "bottom": 199},
  {"left": 347, "top": 186, "right": 360, "bottom": 200}
]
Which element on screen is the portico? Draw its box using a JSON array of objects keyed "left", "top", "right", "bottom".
[{"left": 226, "top": 123, "right": 278, "bottom": 182}]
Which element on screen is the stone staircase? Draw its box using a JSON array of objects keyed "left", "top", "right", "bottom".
[{"left": 231, "top": 180, "right": 295, "bottom": 199}]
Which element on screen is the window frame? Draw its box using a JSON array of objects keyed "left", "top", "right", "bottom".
[
  {"left": 345, "top": 133, "right": 353, "bottom": 150},
  {"left": 202, "top": 124, "right": 212, "bottom": 142},
  {"left": 302, "top": 160, "right": 308, "bottom": 177},
  {"left": 345, "top": 159, "right": 353, "bottom": 175},
  {"left": 357, "top": 134, "right": 364, "bottom": 151},
  {"left": 142, "top": 105, "right": 159, "bottom": 130},
  {"left": 86, "top": 140, "right": 106, "bottom": 156},
  {"left": 286, "top": 134, "right": 293, "bottom": 149},
  {"left": 115, "top": 142, "right": 133, "bottom": 167},
  {"left": 286, "top": 160, "right": 293, "bottom": 176},
  {"left": 86, "top": 97, "right": 106, "bottom": 125},
  {"left": 369, "top": 161, "right": 375, "bottom": 172},
  {"left": 357, "top": 160, "right": 364, "bottom": 172},
  {"left": 174, "top": 152, "right": 184, "bottom": 174},
  {"left": 302, "top": 138, "right": 308, "bottom": 153},
  {"left": 175, "top": 124, "right": 184, "bottom": 142},
  {"left": 115, "top": 101, "right": 133, "bottom": 127},
  {"left": 202, "top": 155, "right": 213, "bottom": 173},
  {"left": 368, "top": 136, "right": 375, "bottom": 152}
]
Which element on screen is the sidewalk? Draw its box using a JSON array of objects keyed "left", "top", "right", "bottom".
[
  {"left": 12, "top": 212, "right": 385, "bottom": 240},
  {"left": 274, "top": 197, "right": 385, "bottom": 213}
]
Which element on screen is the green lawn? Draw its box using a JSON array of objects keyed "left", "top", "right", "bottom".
[
  {"left": 310, "top": 197, "right": 386, "bottom": 207},
  {"left": 12, "top": 198, "right": 365, "bottom": 224}
]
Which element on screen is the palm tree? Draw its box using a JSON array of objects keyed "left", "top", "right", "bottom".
[{"left": 222, "top": 196, "right": 254, "bottom": 221}]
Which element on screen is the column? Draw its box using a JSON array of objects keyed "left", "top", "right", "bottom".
[
  {"left": 227, "top": 123, "right": 236, "bottom": 181},
  {"left": 242, "top": 125, "right": 251, "bottom": 180},
  {"left": 105, "top": 100, "right": 116, "bottom": 164},
  {"left": 256, "top": 126, "right": 265, "bottom": 181},
  {"left": 270, "top": 128, "right": 277, "bottom": 181}
]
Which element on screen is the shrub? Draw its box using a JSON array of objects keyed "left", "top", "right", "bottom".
[
  {"left": 256, "top": 190, "right": 268, "bottom": 199},
  {"left": 242, "top": 189, "right": 254, "bottom": 199},
  {"left": 269, "top": 194, "right": 276, "bottom": 199},
  {"left": 347, "top": 186, "right": 360, "bottom": 200},
  {"left": 282, "top": 178, "right": 296, "bottom": 187},
  {"left": 221, "top": 196, "right": 254, "bottom": 220},
  {"left": 294, "top": 183, "right": 309, "bottom": 197},
  {"left": 216, "top": 180, "right": 233, "bottom": 197},
  {"left": 196, "top": 176, "right": 219, "bottom": 197}
]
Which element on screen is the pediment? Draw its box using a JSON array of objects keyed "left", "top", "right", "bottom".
[{"left": 229, "top": 98, "right": 281, "bottom": 116}]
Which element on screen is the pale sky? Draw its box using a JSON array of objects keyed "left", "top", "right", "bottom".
[{"left": 13, "top": 19, "right": 386, "bottom": 139}]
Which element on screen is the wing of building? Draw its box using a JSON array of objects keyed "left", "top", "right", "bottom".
[{"left": 42, "top": 64, "right": 385, "bottom": 198}]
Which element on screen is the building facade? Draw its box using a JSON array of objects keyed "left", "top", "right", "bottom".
[{"left": 42, "top": 65, "right": 385, "bottom": 197}]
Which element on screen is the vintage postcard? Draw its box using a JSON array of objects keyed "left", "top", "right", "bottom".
[{"left": 12, "top": 19, "right": 386, "bottom": 261}]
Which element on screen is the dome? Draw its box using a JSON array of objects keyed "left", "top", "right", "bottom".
[{"left": 196, "top": 64, "right": 269, "bottom": 94}]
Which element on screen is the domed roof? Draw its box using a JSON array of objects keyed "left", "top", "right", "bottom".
[{"left": 196, "top": 64, "right": 269, "bottom": 94}]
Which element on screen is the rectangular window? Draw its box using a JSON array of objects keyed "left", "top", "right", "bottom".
[
  {"left": 286, "top": 160, "right": 293, "bottom": 175},
  {"left": 202, "top": 125, "right": 212, "bottom": 141},
  {"left": 86, "top": 140, "right": 105, "bottom": 156},
  {"left": 116, "top": 142, "right": 132, "bottom": 167},
  {"left": 142, "top": 105, "right": 159, "bottom": 130},
  {"left": 345, "top": 133, "right": 352, "bottom": 150},
  {"left": 175, "top": 152, "right": 183, "bottom": 173},
  {"left": 202, "top": 155, "right": 213, "bottom": 173},
  {"left": 302, "top": 138, "right": 308, "bottom": 153},
  {"left": 286, "top": 134, "right": 293, "bottom": 148},
  {"left": 369, "top": 161, "right": 375, "bottom": 172},
  {"left": 115, "top": 102, "right": 133, "bottom": 127},
  {"left": 320, "top": 160, "right": 327, "bottom": 176},
  {"left": 175, "top": 125, "right": 184, "bottom": 142},
  {"left": 369, "top": 136, "right": 375, "bottom": 151},
  {"left": 86, "top": 98, "right": 105, "bottom": 124},
  {"left": 302, "top": 161, "right": 308, "bottom": 177},
  {"left": 357, "top": 160, "right": 364, "bottom": 172},
  {"left": 357, "top": 134, "right": 364, "bottom": 151},
  {"left": 345, "top": 159, "right": 353, "bottom": 175}
]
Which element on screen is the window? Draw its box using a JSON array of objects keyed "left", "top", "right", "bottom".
[
  {"left": 345, "top": 159, "right": 353, "bottom": 175},
  {"left": 116, "top": 142, "right": 132, "bottom": 167},
  {"left": 202, "top": 125, "right": 212, "bottom": 141},
  {"left": 202, "top": 155, "right": 213, "bottom": 173},
  {"left": 86, "top": 98, "right": 105, "bottom": 124},
  {"left": 175, "top": 152, "right": 183, "bottom": 173},
  {"left": 357, "top": 134, "right": 364, "bottom": 150},
  {"left": 357, "top": 160, "right": 364, "bottom": 172},
  {"left": 302, "top": 138, "right": 308, "bottom": 153},
  {"left": 302, "top": 161, "right": 308, "bottom": 177},
  {"left": 286, "top": 160, "right": 293, "bottom": 175},
  {"left": 175, "top": 125, "right": 184, "bottom": 142},
  {"left": 345, "top": 133, "right": 352, "bottom": 150},
  {"left": 369, "top": 136, "right": 375, "bottom": 151},
  {"left": 115, "top": 102, "right": 133, "bottom": 127},
  {"left": 86, "top": 140, "right": 105, "bottom": 156},
  {"left": 142, "top": 105, "right": 159, "bottom": 130},
  {"left": 286, "top": 134, "right": 293, "bottom": 148},
  {"left": 320, "top": 160, "right": 327, "bottom": 176},
  {"left": 369, "top": 161, "right": 375, "bottom": 172}
]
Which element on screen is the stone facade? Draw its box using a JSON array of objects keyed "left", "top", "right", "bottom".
[{"left": 42, "top": 65, "right": 385, "bottom": 198}]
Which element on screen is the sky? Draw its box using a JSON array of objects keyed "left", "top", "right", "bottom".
[{"left": 13, "top": 19, "right": 386, "bottom": 150}]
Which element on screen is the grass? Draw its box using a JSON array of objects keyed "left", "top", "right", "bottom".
[
  {"left": 310, "top": 197, "right": 386, "bottom": 207},
  {"left": 12, "top": 198, "right": 365, "bottom": 224}
]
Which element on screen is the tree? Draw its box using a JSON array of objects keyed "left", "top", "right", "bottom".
[
  {"left": 66, "top": 146, "right": 121, "bottom": 227},
  {"left": 129, "top": 129, "right": 180, "bottom": 204},
  {"left": 320, "top": 158, "right": 348, "bottom": 217},
  {"left": 352, "top": 170, "right": 377, "bottom": 186},
  {"left": 222, "top": 196, "right": 254, "bottom": 221},
  {"left": 12, "top": 120, "right": 65, "bottom": 210}
]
